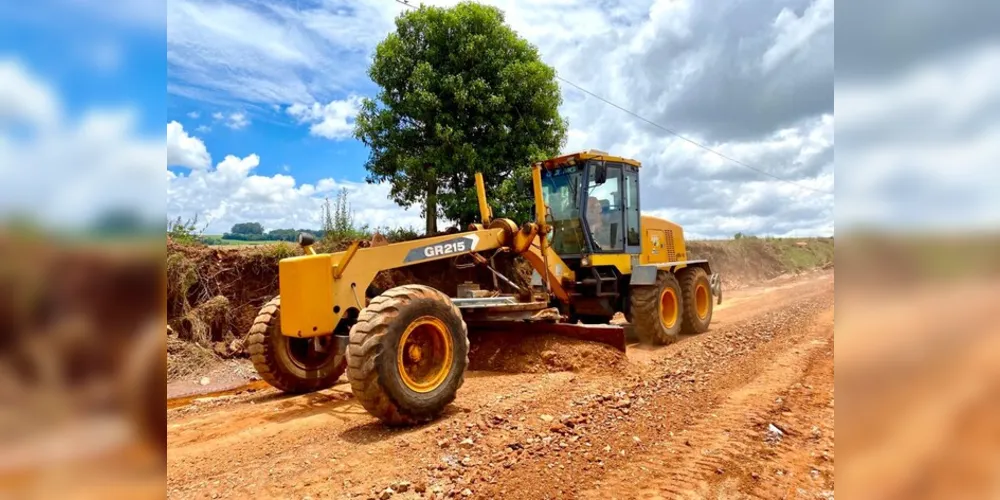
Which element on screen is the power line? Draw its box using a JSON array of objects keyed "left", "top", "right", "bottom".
[
  {"left": 555, "top": 76, "right": 832, "bottom": 194},
  {"left": 390, "top": 0, "right": 831, "bottom": 195}
]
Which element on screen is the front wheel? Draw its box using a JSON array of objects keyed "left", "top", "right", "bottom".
[{"left": 347, "top": 285, "right": 469, "bottom": 426}]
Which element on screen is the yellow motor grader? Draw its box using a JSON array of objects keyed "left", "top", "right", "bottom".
[{"left": 247, "top": 150, "right": 722, "bottom": 425}]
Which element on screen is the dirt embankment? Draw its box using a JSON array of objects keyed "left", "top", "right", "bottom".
[
  {"left": 165, "top": 236, "right": 832, "bottom": 384},
  {"left": 165, "top": 236, "right": 532, "bottom": 382},
  {"left": 688, "top": 236, "right": 834, "bottom": 290}
]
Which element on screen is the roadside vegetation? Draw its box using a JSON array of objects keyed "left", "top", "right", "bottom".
[{"left": 166, "top": 183, "right": 835, "bottom": 381}]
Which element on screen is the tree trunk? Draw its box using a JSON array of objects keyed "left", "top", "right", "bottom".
[{"left": 425, "top": 182, "right": 438, "bottom": 235}]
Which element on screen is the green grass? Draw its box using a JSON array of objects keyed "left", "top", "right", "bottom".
[
  {"left": 200, "top": 235, "right": 285, "bottom": 246},
  {"left": 219, "top": 239, "right": 281, "bottom": 246},
  {"left": 688, "top": 236, "right": 834, "bottom": 280},
  {"left": 770, "top": 238, "right": 834, "bottom": 272}
]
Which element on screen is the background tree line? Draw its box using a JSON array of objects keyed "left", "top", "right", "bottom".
[{"left": 184, "top": 188, "right": 420, "bottom": 245}]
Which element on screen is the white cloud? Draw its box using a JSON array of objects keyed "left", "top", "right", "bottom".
[
  {"left": 225, "top": 111, "right": 250, "bottom": 130},
  {"left": 208, "top": 111, "right": 249, "bottom": 130},
  {"left": 0, "top": 59, "right": 60, "bottom": 129},
  {"left": 195, "top": 124, "right": 211, "bottom": 133},
  {"left": 762, "top": 0, "right": 834, "bottom": 73},
  {"left": 187, "top": 111, "right": 200, "bottom": 119},
  {"left": 167, "top": 0, "right": 399, "bottom": 104},
  {"left": 68, "top": 0, "right": 166, "bottom": 30},
  {"left": 167, "top": 120, "right": 211, "bottom": 169},
  {"left": 168, "top": 151, "right": 425, "bottom": 234},
  {"left": 0, "top": 59, "right": 163, "bottom": 226},
  {"left": 287, "top": 96, "right": 362, "bottom": 140},
  {"left": 471, "top": 0, "right": 834, "bottom": 237},
  {"left": 836, "top": 44, "right": 1000, "bottom": 230}
]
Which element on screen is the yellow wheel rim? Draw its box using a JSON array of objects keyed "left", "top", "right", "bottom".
[
  {"left": 659, "top": 288, "right": 678, "bottom": 329},
  {"left": 397, "top": 316, "right": 453, "bottom": 393},
  {"left": 695, "top": 283, "right": 710, "bottom": 319}
]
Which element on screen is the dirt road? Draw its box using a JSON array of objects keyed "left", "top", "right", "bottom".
[{"left": 167, "top": 270, "right": 835, "bottom": 499}]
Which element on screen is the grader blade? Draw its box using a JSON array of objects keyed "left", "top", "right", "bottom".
[
  {"left": 455, "top": 296, "right": 627, "bottom": 352},
  {"left": 467, "top": 321, "right": 627, "bottom": 352}
]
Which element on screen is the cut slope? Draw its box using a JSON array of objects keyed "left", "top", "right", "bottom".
[{"left": 688, "top": 237, "right": 834, "bottom": 289}]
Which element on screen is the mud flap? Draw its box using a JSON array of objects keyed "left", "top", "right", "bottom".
[
  {"left": 710, "top": 273, "right": 723, "bottom": 305},
  {"left": 629, "top": 265, "right": 658, "bottom": 286}
]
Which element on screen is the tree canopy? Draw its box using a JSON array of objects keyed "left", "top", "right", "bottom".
[
  {"left": 230, "top": 222, "right": 264, "bottom": 235},
  {"left": 354, "top": 1, "right": 567, "bottom": 233}
]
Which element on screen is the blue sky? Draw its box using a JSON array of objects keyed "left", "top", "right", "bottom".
[
  {"left": 161, "top": 0, "right": 837, "bottom": 237},
  {"left": 0, "top": 1, "right": 164, "bottom": 227},
  {"left": 2, "top": 0, "right": 837, "bottom": 237},
  {"left": 167, "top": 93, "right": 371, "bottom": 186},
  {"left": 0, "top": 2, "right": 164, "bottom": 133},
  {"left": 162, "top": 0, "right": 838, "bottom": 236},
  {"left": 165, "top": 0, "right": 437, "bottom": 233},
  {"left": 2, "top": 1, "right": 996, "bottom": 240}
]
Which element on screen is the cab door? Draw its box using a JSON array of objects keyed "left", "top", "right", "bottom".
[{"left": 624, "top": 165, "right": 642, "bottom": 255}]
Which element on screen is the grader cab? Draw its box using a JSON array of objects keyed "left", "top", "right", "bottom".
[{"left": 246, "top": 150, "right": 722, "bottom": 425}]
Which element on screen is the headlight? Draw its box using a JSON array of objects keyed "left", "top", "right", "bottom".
[{"left": 581, "top": 256, "right": 590, "bottom": 266}]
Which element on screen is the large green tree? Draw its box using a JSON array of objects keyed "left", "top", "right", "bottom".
[{"left": 354, "top": 2, "right": 567, "bottom": 233}]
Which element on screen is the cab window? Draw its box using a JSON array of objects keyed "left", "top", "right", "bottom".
[
  {"left": 585, "top": 162, "right": 624, "bottom": 251},
  {"left": 624, "top": 168, "right": 641, "bottom": 247}
]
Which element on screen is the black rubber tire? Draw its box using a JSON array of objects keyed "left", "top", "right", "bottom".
[
  {"left": 246, "top": 296, "right": 347, "bottom": 393},
  {"left": 629, "top": 271, "right": 684, "bottom": 345},
  {"left": 680, "top": 267, "right": 713, "bottom": 335},
  {"left": 347, "top": 285, "right": 469, "bottom": 426}
]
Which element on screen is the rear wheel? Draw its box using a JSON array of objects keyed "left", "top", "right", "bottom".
[
  {"left": 247, "top": 297, "right": 347, "bottom": 393},
  {"left": 347, "top": 285, "right": 469, "bottom": 426},
  {"left": 680, "top": 267, "right": 713, "bottom": 334},
  {"left": 630, "top": 272, "right": 684, "bottom": 345}
]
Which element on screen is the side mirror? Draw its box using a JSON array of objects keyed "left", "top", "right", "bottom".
[{"left": 594, "top": 161, "right": 607, "bottom": 185}]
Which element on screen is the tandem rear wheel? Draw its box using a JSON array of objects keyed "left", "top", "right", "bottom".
[
  {"left": 629, "top": 267, "right": 715, "bottom": 345},
  {"left": 630, "top": 272, "right": 684, "bottom": 345}
]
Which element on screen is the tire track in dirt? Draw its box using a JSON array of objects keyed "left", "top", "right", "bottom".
[
  {"left": 747, "top": 336, "right": 835, "bottom": 500},
  {"left": 837, "top": 280, "right": 1000, "bottom": 500},
  {"left": 586, "top": 310, "right": 834, "bottom": 500},
  {"left": 431, "top": 276, "right": 833, "bottom": 498}
]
